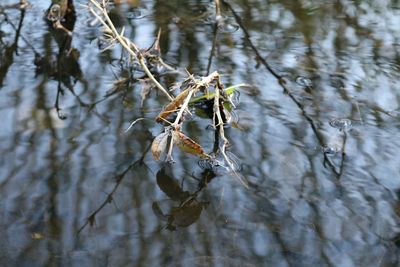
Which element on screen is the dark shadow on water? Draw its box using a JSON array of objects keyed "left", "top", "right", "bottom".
[{"left": 153, "top": 166, "right": 214, "bottom": 231}]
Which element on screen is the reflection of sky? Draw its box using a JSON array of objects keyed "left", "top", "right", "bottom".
[{"left": 1, "top": 0, "right": 400, "bottom": 266}]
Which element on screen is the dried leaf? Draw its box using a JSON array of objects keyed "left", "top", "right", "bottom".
[
  {"left": 172, "top": 131, "right": 209, "bottom": 158},
  {"left": 151, "top": 131, "right": 170, "bottom": 160},
  {"left": 156, "top": 89, "right": 191, "bottom": 122}
]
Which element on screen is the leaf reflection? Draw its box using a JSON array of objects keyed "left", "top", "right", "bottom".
[{"left": 153, "top": 167, "right": 214, "bottom": 231}]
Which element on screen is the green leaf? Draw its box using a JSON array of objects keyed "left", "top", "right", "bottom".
[{"left": 189, "top": 83, "right": 247, "bottom": 104}]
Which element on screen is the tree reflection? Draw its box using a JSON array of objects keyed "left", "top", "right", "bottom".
[
  {"left": 0, "top": 3, "right": 25, "bottom": 86},
  {"left": 1, "top": 0, "right": 400, "bottom": 266}
]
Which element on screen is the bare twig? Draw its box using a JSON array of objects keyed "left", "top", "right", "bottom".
[
  {"left": 125, "top": 118, "right": 145, "bottom": 132},
  {"left": 171, "top": 71, "right": 220, "bottom": 129},
  {"left": 206, "top": 22, "right": 219, "bottom": 76},
  {"left": 87, "top": 0, "right": 173, "bottom": 101},
  {"left": 213, "top": 81, "right": 249, "bottom": 188},
  {"left": 164, "top": 72, "right": 220, "bottom": 161},
  {"left": 214, "top": 0, "right": 222, "bottom": 20}
]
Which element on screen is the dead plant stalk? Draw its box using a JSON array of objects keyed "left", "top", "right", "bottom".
[
  {"left": 172, "top": 71, "right": 219, "bottom": 127},
  {"left": 165, "top": 71, "right": 220, "bottom": 161},
  {"left": 214, "top": 0, "right": 222, "bottom": 19},
  {"left": 87, "top": 0, "right": 173, "bottom": 101}
]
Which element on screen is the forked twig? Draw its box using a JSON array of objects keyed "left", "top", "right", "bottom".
[
  {"left": 171, "top": 71, "right": 220, "bottom": 129},
  {"left": 87, "top": 0, "right": 173, "bottom": 101}
]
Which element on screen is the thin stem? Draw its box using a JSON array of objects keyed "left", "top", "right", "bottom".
[
  {"left": 213, "top": 82, "right": 249, "bottom": 188},
  {"left": 171, "top": 90, "right": 195, "bottom": 127},
  {"left": 214, "top": 0, "right": 222, "bottom": 19},
  {"left": 88, "top": 0, "right": 173, "bottom": 101},
  {"left": 206, "top": 22, "right": 218, "bottom": 76},
  {"left": 171, "top": 71, "right": 220, "bottom": 129}
]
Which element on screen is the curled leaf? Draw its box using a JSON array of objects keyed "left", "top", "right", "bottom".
[
  {"left": 156, "top": 89, "right": 191, "bottom": 123},
  {"left": 172, "top": 131, "right": 209, "bottom": 159},
  {"left": 151, "top": 130, "right": 170, "bottom": 160}
]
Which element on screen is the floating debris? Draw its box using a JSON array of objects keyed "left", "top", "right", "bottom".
[
  {"left": 329, "top": 118, "right": 352, "bottom": 131},
  {"left": 387, "top": 110, "right": 399, "bottom": 117},
  {"left": 323, "top": 146, "right": 339, "bottom": 155},
  {"left": 199, "top": 151, "right": 241, "bottom": 174},
  {"left": 126, "top": 9, "right": 147, "bottom": 20},
  {"left": 218, "top": 22, "right": 239, "bottom": 33},
  {"left": 295, "top": 76, "right": 313, "bottom": 88}
]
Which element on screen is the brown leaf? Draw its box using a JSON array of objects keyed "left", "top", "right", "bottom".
[
  {"left": 172, "top": 131, "right": 209, "bottom": 158},
  {"left": 156, "top": 89, "right": 191, "bottom": 123},
  {"left": 151, "top": 131, "right": 170, "bottom": 160}
]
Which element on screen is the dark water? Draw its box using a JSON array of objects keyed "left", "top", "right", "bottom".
[{"left": 1, "top": 0, "right": 400, "bottom": 266}]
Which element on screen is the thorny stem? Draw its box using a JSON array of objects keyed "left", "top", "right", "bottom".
[
  {"left": 206, "top": 0, "right": 223, "bottom": 75},
  {"left": 88, "top": 0, "right": 173, "bottom": 101}
]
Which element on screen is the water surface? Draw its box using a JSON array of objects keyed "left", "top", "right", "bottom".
[{"left": 1, "top": 0, "right": 400, "bottom": 266}]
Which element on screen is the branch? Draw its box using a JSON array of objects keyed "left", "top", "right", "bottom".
[
  {"left": 87, "top": 0, "right": 173, "bottom": 101},
  {"left": 171, "top": 71, "right": 220, "bottom": 129}
]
